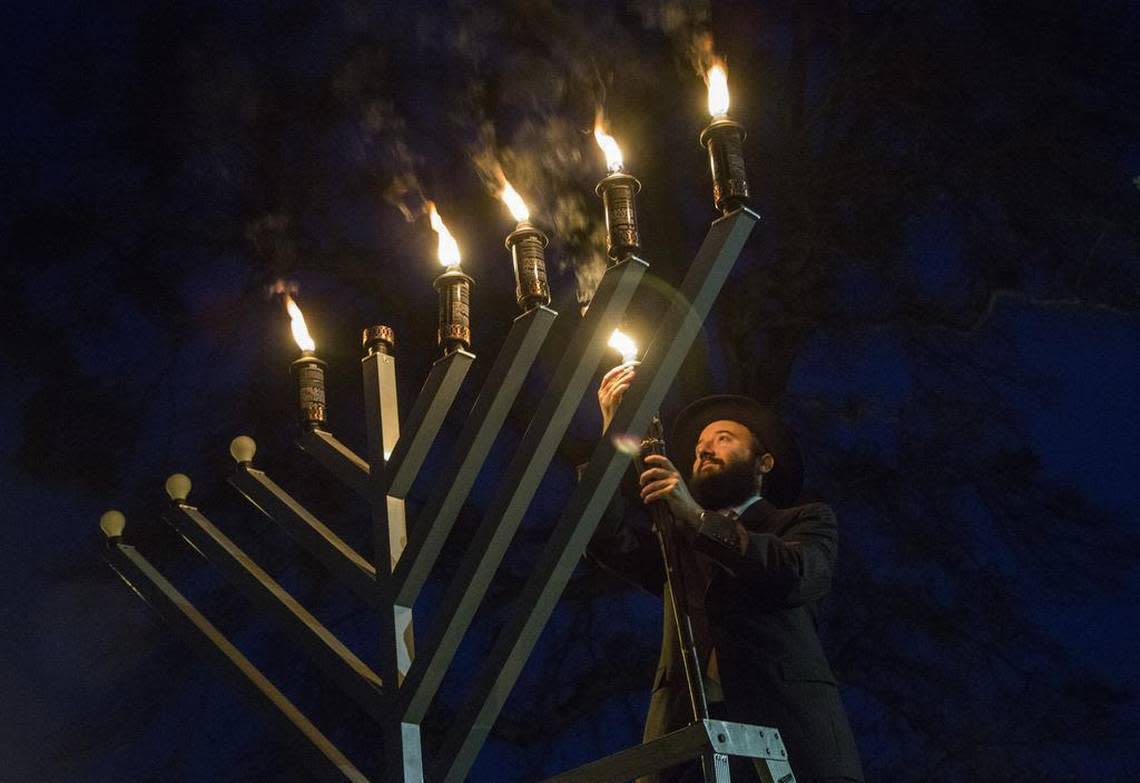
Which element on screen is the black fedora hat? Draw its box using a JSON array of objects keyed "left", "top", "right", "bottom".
[{"left": 669, "top": 395, "right": 804, "bottom": 507}]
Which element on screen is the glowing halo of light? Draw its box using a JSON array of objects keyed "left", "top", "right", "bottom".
[{"left": 610, "top": 431, "right": 642, "bottom": 457}]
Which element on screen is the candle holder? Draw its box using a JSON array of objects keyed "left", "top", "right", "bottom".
[
  {"left": 290, "top": 351, "right": 327, "bottom": 430},
  {"left": 434, "top": 267, "right": 473, "bottom": 353},
  {"left": 362, "top": 324, "right": 396, "bottom": 356},
  {"left": 505, "top": 222, "right": 550, "bottom": 311},
  {"left": 595, "top": 172, "right": 642, "bottom": 261},
  {"left": 700, "top": 116, "right": 750, "bottom": 213}
]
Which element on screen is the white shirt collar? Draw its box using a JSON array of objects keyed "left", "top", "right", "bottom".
[{"left": 724, "top": 493, "right": 763, "bottom": 517}]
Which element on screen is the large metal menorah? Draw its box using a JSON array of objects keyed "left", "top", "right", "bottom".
[{"left": 101, "top": 206, "right": 796, "bottom": 782}]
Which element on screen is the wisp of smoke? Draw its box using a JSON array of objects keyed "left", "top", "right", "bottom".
[{"left": 630, "top": 0, "right": 715, "bottom": 77}]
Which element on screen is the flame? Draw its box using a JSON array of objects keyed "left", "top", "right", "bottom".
[
  {"left": 428, "top": 201, "right": 462, "bottom": 268},
  {"left": 707, "top": 60, "right": 730, "bottom": 117},
  {"left": 594, "top": 113, "right": 624, "bottom": 173},
  {"left": 608, "top": 329, "right": 638, "bottom": 363},
  {"left": 500, "top": 180, "right": 530, "bottom": 222},
  {"left": 284, "top": 294, "right": 316, "bottom": 353}
]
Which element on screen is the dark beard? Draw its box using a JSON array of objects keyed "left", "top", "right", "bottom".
[{"left": 690, "top": 458, "right": 757, "bottom": 509}]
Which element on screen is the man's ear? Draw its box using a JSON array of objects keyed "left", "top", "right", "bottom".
[{"left": 755, "top": 452, "right": 775, "bottom": 476}]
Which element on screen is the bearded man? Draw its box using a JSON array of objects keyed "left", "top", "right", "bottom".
[{"left": 587, "top": 364, "right": 864, "bottom": 783}]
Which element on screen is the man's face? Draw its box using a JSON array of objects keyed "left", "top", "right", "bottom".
[
  {"left": 691, "top": 419, "right": 755, "bottom": 478},
  {"left": 689, "top": 419, "right": 765, "bottom": 508}
]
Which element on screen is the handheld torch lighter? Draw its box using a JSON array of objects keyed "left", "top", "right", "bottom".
[{"left": 638, "top": 415, "right": 712, "bottom": 732}]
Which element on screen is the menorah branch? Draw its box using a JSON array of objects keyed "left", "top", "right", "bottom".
[
  {"left": 386, "top": 349, "right": 475, "bottom": 499},
  {"left": 394, "top": 305, "right": 557, "bottom": 607},
  {"left": 164, "top": 502, "right": 386, "bottom": 717},
  {"left": 298, "top": 428, "right": 370, "bottom": 498},
  {"left": 228, "top": 465, "right": 379, "bottom": 606},
  {"left": 103, "top": 541, "right": 370, "bottom": 783}
]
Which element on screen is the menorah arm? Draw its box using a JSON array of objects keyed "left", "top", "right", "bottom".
[
  {"left": 393, "top": 305, "right": 557, "bottom": 608},
  {"left": 229, "top": 466, "right": 379, "bottom": 607},
  {"left": 385, "top": 349, "right": 475, "bottom": 500},
  {"left": 164, "top": 502, "right": 386, "bottom": 717},
  {"left": 298, "top": 429, "right": 371, "bottom": 498},
  {"left": 104, "top": 542, "right": 370, "bottom": 783}
]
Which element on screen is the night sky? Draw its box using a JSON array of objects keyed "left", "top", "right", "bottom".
[{"left": 3, "top": 1, "right": 1139, "bottom": 781}]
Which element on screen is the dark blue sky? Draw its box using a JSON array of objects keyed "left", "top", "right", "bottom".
[{"left": 3, "top": 1, "right": 1139, "bottom": 781}]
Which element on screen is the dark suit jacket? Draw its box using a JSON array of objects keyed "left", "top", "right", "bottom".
[{"left": 587, "top": 490, "right": 864, "bottom": 783}]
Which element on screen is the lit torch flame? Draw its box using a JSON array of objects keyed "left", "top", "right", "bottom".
[
  {"left": 707, "top": 59, "right": 730, "bottom": 117},
  {"left": 594, "top": 113, "right": 624, "bottom": 174},
  {"left": 608, "top": 329, "right": 638, "bottom": 364},
  {"left": 500, "top": 180, "right": 530, "bottom": 223},
  {"left": 428, "top": 201, "right": 462, "bottom": 268},
  {"left": 284, "top": 294, "right": 316, "bottom": 353}
]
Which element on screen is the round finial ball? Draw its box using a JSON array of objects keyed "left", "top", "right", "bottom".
[
  {"left": 230, "top": 435, "right": 257, "bottom": 464},
  {"left": 100, "top": 510, "right": 126, "bottom": 539},
  {"left": 165, "top": 473, "right": 192, "bottom": 502}
]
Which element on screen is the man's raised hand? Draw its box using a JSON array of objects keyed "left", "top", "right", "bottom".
[{"left": 597, "top": 362, "right": 636, "bottom": 434}]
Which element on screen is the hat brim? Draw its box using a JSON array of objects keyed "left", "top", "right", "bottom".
[{"left": 669, "top": 395, "right": 803, "bottom": 507}]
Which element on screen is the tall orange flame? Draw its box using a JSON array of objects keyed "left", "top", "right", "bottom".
[
  {"left": 500, "top": 180, "right": 530, "bottom": 222},
  {"left": 707, "top": 59, "right": 730, "bottom": 116},
  {"left": 284, "top": 294, "right": 316, "bottom": 353},
  {"left": 428, "top": 201, "right": 462, "bottom": 267},
  {"left": 594, "top": 112, "right": 624, "bottom": 173}
]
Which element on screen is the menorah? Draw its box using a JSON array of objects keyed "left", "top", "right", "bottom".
[{"left": 99, "top": 58, "right": 799, "bottom": 783}]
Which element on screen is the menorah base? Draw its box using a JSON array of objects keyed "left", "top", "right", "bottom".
[{"left": 539, "top": 719, "right": 794, "bottom": 783}]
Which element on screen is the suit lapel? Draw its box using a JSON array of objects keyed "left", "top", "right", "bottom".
[{"left": 740, "top": 498, "right": 778, "bottom": 533}]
